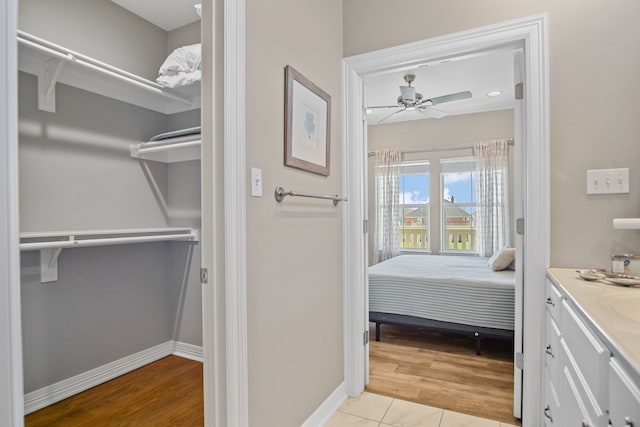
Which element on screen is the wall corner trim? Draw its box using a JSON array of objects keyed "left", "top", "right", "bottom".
[{"left": 300, "top": 382, "right": 347, "bottom": 427}]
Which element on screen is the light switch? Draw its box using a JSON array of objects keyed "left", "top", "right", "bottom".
[
  {"left": 250, "top": 167, "right": 262, "bottom": 197},
  {"left": 586, "top": 168, "right": 629, "bottom": 194}
]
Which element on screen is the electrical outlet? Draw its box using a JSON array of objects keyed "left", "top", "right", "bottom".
[{"left": 586, "top": 168, "right": 629, "bottom": 194}]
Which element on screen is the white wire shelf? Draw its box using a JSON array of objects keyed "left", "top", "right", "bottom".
[
  {"left": 20, "top": 227, "right": 199, "bottom": 283},
  {"left": 17, "top": 30, "right": 201, "bottom": 114},
  {"left": 613, "top": 218, "right": 640, "bottom": 229},
  {"left": 130, "top": 137, "right": 201, "bottom": 163}
]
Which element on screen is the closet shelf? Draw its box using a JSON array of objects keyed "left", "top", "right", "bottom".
[
  {"left": 613, "top": 218, "right": 640, "bottom": 229},
  {"left": 20, "top": 227, "right": 199, "bottom": 283},
  {"left": 17, "top": 30, "right": 201, "bottom": 114},
  {"left": 131, "top": 138, "right": 201, "bottom": 163}
]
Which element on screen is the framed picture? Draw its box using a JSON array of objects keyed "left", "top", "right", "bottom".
[{"left": 284, "top": 65, "right": 331, "bottom": 176}]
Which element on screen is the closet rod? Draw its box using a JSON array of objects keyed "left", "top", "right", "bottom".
[
  {"left": 20, "top": 232, "right": 198, "bottom": 251},
  {"left": 136, "top": 140, "right": 201, "bottom": 154},
  {"left": 368, "top": 137, "right": 514, "bottom": 157},
  {"left": 17, "top": 31, "right": 193, "bottom": 105}
]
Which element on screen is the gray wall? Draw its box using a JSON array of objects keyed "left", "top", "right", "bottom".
[
  {"left": 246, "top": 0, "right": 343, "bottom": 425},
  {"left": 167, "top": 21, "right": 201, "bottom": 54},
  {"left": 367, "top": 110, "right": 514, "bottom": 260},
  {"left": 344, "top": 0, "right": 640, "bottom": 269},
  {"left": 19, "top": 0, "right": 167, "bottom": 80},
  {"left": 18, "top": 0, "right": 202, "bottom": 394}
]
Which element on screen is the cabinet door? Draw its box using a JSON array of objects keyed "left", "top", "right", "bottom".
[
  {"left": 545, "top": 311, "right": 561, "bottom": 380},
  {"left": 545, "top": 278, "right": 562, "bottom": 322},
  {"left": 560, "top": 339, "right": 609, "bottom": 427},
  {"left": 561, "top": 300, "right": 609, "bottom": 405},
  {"left": 544, "top": 367, "right": 561, "bottom": 427},
  {"left": 609, "top": 359, "right": 640, "bottom": 427}
]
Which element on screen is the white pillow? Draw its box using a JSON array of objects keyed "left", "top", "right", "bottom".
[
  {"left": 158, "top": 43, "right": 202, "bottom": 76},
  {"left": 488, "top": 247, "right": 516, "bottom": 271}
]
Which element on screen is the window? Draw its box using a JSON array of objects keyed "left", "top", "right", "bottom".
[
  {"left": 398, "top": 161, "right": 430, "bottom": 251},
  {"left": 441, "top": 157, "right": 476, "bottom": 254}
]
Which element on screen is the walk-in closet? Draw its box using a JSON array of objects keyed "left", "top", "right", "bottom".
[{"left": 17, "top": 0, "right": 204, "bottom": 421}]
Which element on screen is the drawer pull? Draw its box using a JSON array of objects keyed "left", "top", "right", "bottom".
[
  {"left": 545, "top": 344, "right": 554, "bottom": 358},
  {"left": 623, "top": 417, "right": 634, "bottom": 427},
  {"left": 546, "top": 297, "right": 555, "bottom": 306},
  {"left": 543, "top": 405, "right": 553, "bottom": 422}
]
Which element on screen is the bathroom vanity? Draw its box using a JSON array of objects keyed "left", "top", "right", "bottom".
[{"left": 543, "top": 268, "right": 640, "bottom": 427}]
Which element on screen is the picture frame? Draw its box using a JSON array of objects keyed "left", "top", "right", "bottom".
[{"left": 284, "top": 65, "right": 331, "bottom": 176}]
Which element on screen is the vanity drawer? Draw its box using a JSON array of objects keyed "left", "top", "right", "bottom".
[
  {"left": 561, "top": 299, "right": 609, "bottom": 404},
  {"left": 544, "top": 367, "right": 561, "bottom": 427},
  {"left": 545, "top": 312, "right": 561, "bottom": 379},
  {"left": 560, "top": 339, "right": 609, "bottom": 427},
  {"left": 545, "top": 278, "right": 562, "bottom": 322},
  {"left": 609, "top": 359, "right": 640, "bottom": 427}
]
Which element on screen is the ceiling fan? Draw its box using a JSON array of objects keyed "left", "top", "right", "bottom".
[{"left": 367, "top": 73, "right": 472, "bottom": 123}]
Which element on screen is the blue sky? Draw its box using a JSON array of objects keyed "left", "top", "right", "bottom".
[{"left": 400, "top": 172, "right": 475, "bottom": 204}]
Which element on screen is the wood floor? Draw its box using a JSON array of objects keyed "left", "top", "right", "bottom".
[
  {"left": 25, "top": 355, "right": 203, "bottom": 427},
  {"left": 366, "top": 324, "right": 521, "bottom": 426}
]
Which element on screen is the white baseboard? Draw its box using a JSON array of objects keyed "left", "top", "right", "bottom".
[
  {"left": 24, "top": 340, "right": 203, "bottom": 415},
  {"left": 301, "top": 382, "right": 347, "bottom": 427},
  {"left": 173, "top": 340, "right": 203, "bottom": 362}
]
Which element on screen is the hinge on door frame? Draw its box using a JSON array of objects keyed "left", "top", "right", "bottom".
[
  {"left": 364, "top": 330, "right": 369, "bottom": 345},
  {"left": 200, "top": 268, "right": 208, "bottom": 284},
  {"left": 515, "top": 82, "right": 524, "bottom": 100},
  {"left": 515, "top": 352, "right": 524, "bottom": 370},
  {"left": 516, "top": 218, "right": 525, "bottom": 235},
  {"left": 363, "top": 219, "right": 368, "bottom": 234}
]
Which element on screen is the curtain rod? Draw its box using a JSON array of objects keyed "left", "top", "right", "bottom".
[{"left": 367, "top": 137, "right": 514, "bottom": 157}]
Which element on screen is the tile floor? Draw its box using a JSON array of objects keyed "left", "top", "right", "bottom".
[{"left": 325, "top": 392, "right": 518, "bottom": 427}]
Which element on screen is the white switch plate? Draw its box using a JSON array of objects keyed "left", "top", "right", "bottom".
[
  {"left": 586, "top": 168, "right": 629, "bottom": 194},
  {"left": 250, "top": 167, "right": 262, "bottom": 197}
]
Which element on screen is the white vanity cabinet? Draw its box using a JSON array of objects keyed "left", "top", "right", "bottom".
[{"left": 544, "top": 277, "right": 609, "bottom": 427}]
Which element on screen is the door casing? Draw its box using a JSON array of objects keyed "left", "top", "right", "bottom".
[{"left": 341, "top": 13, "right": 549, "bottom": 427}]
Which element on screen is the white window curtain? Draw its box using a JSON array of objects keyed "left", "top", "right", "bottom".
[
  {"left": 373, "top": 149, "right": 401, "bottom": 263},
  {"left": 474, "top": 139, "right": 510, "bottom": 257}
]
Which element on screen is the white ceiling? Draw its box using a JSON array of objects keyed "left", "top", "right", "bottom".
[
  {"left": 365, "top": 48, "right": 517, "bottom": 125},
  {"left": 111, "top": 0, "right": 201, "bottom": 31}
]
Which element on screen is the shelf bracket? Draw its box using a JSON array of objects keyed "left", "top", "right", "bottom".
[
  {"left": 40, "top": 247, "right": 62, "bottom": 283},
  {"left": 38, "top": 57, "right": 66, "bottom": 113}
]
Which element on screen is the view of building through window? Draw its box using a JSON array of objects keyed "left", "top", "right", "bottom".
[
  {"left": 441, "top": 157, "right": 477, "bottom": 253},
  {"left": 398, "top": 167, "right": 430, "bottom": 250},
  {"left": 395, "top": 157, "right": 477, "bottom": 254}
]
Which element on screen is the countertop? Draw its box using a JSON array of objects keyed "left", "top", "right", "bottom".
[{"left": 546, "top": 268, "right": 640, "bottom": 382}]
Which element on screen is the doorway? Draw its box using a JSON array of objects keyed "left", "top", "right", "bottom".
[{"left": 342, "top": 14, "right": 549, "bottom": 427}]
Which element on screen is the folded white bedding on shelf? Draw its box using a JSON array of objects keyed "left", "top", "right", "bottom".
[
  {"left": 149, "top": 126, "right": 201, "bottom": 142},
  {"left": 157, "top": 43, "right": 201, "bottom": 88}
]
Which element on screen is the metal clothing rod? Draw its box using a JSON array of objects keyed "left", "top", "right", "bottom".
[
  {"left": 20, "top": 232, "right": 198, "bottom": 251},
  {"left": 136, "top": 140, "right": 201, "bottom": 154},
  {"left": 274, "top": 186, "right": 347, "bottom": 206},
  {"left": 17, "top": 31, "right": 193, "bottom": 105},
  {"left": 368, "top": 137, "right": 514, "bottom": 157}
]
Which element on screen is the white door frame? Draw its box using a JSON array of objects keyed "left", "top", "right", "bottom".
[
  {"left": 0, "top": 0, "right": 248, "bottom": 425},
  {"left": 0, "top": 0, "right": 25, "bottom": 424},
  {"left": 342, "top": 14, "right": 549, "bottom": 427}
]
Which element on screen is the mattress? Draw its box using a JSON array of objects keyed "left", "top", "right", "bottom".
[{"left": 368, "top": 255, "right": 515, "bottom": 330}]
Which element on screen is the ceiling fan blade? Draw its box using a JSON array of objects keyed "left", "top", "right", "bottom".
[
  {"left": 417, "top": 106, "right": 447, "bottom": 119},
  {"left": 377, "top": 108, "right": 406, "bottom": 124},
  {"left": 428, "top": 90, "right": 472, "bottom": 105},
  {"left": 367, "top": 105, "right": 402, "bottom": 110}
]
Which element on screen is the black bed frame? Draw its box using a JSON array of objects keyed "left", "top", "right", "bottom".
[{"left": 369, "top": 311, "right": 514, "bottom": 355}]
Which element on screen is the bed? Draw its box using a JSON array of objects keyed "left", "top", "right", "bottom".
[{"left": 368, "top": 254, "right": 515, "bottom": 354}]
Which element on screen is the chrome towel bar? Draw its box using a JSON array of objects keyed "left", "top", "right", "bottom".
[{"left": 274, "top": 186, "right": 347, "bottom": 206}]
